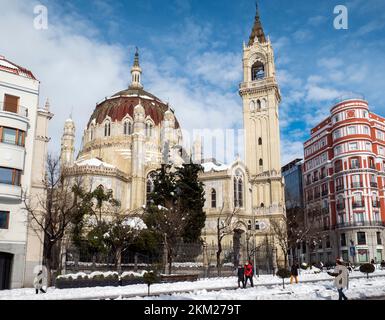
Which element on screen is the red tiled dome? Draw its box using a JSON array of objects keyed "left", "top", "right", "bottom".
[{"left": 87, "top": 87, "right": 180, "bottom": 129}]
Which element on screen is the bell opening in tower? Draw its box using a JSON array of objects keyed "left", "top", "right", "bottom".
[{"left": 251, "top": 61, "right": 265, "bottom": 81}]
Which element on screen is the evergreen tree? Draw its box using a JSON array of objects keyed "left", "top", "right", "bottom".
[
  {"left": 175, "top": 163, "right": 206, "bottom": 242},
  {"left": 144, "top": 163, "right": 206, "bottom": 273}
]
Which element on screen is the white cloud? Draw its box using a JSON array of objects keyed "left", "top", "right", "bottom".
[
  {"left": 0, "top": 0, "right": 128, "bottom": 154},
  {"left": 280, "top": 139, "right": 304, "bottom": 166}
]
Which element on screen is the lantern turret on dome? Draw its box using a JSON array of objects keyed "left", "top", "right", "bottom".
[{"left": 130, "top": 47, "right": 143, "bottom": 89}]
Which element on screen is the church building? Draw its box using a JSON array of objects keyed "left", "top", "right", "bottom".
[{"left": 60, "top": 7, "right": 286, "bottom": 267}]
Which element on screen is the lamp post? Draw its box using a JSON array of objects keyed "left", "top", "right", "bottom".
[{"left": 249, "top": 186, "right": 257, "bottom": 277}]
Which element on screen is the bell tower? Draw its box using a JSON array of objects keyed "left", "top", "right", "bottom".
[{"left": 239, "top": 5, "right": 285, "bottom": 215}]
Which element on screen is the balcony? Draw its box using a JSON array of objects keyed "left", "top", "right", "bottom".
[
  {"left": 334, "top": 221, "right": 385, "bottom": 229},
  {"left": 0, "top": 183, "right": 22, "bottom": 201},
  {"left": 336, "top": 185, "right": 344, "bottom": 192},
  {"left": 372, "top": 201, "right": 380, "bottom": 208},
  {"left": 0, "top": 102, "right": 28, "bottom": 117},
  {"left": 336, "top": 203, "right": 345, "bottom": 210},
  {"left": 351, "top": 182, "right": 363, "bottom": 188},
  {"left": 0, "top": 143, "right": 26, "bottom": 170},
  {"left": 352, "top": 202, "right": 364, "bottom": 209}
]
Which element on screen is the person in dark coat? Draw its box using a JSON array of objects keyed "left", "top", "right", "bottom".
[
  {"left": 290, "top": 262, "right": 299, "bottom": 284},
  {"left": 244, "top": 261, "right": 254, "bottom": 288},
  {"left": 237, "top": 264, "right": 245, "bottom": 288}
]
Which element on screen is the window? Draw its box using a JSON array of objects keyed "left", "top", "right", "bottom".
[
  {"left": 334, "top": 160, "right": 343, "bottom": 173},
  {"left": 233, "top": 170, "right": 243, "bottom": 208},
  {"left": 340, "top": 233, "right": 347, "bottom": 247},
  {"left": 358, "top": 249, "right": 369, "bottom": 263},
  {"left": 259, "top": 159, "right": 263, "bottom": 168},
  {"left": 348, "top": 126, "right": 357, "bottom": 135},
  {"left": 0, "top": 211, "right": 9, "bottom": 229},
  {"left": 248, "top": 220, "right": 252, "bottom": 231},
  {"left": 146, "top": 122, "right": 153, "bottom": 137},
  {"left": 377, "top": 232, "right": 382, "bottom": 245},
  {"left": 352, "top": 175, "right": 361, "bottom": 188},
  {"left": 0, "top": 127, "right": 25, "bottom": 146},
  {"left": 0, "top": 167, "right": 21, "bottom": 186},
  {"left": 333, "top": 129, "right": 342, "bottom": 140},
  {"left": 363, "top": 126, "right": 370, "bottom": 135},
  {"left": 258, "top": 138, "right": 262, "bottom": 145},
  {"left": 104, "top": 121, "right": 111, "bottom": 137},
  {"left": 123, "top": 121, "right": 132, "bottom": 135},
  {"left": 357, "top": 232, "right": 366, "bottom": 245},
  {"left": 211, "top": 189, "right": 217, "bottom": 208},
  {"left": 362, "top": 111, "right": 368, "bottom": 118},
  {"left": 326, "top": 236, "right": 331, "bottom": 248},
  {"left": 251, "top": 61, "right": 265, "bottom": 80},
  {"left": 90, "top": 126, "right": 95, "bottom": 140},
  {"left": 350, "top": 158, "right": 359, "bottom": 169},
  {"left": 365, "top": 142, "right": 372, "bottom": 151},
  {"left": 256, "top": 100, "right": 261, "bottom": 111},
  {"left": 3, "top": 94, "right": 19, "bottom": 113},
  {"left": 353, "top": 193, "right": 363, "bottom": 208},
  {"left": 368, "top": 157, "right": 375, "bottom": 169},
  {"left": 249, "top": 101, "right": 255, "bottom": 112},
  {"left": 333, "top": 114, "right": 341, "bottom": 123},
  {"left": 349, "top": 142, "right": 358, "bottom": 151},
  {"left": 334, "top": 145, "right": 342, "bottom": 155},
  {"left": 146, "top": 172, "right": 156, "bottom": 205},
  {"left": 377, "top": 130, "right": 385, "bottom": 140}
]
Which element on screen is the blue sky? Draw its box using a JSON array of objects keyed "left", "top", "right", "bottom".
[{"left": 1, "top": 0, "right": 385, "bottom": 164}]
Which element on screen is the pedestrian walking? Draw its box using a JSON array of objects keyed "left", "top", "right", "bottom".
[
  {"left": 328, "top": 258, "right": 349, "bottom": 301},
  {"left": 237, "top": 264, "right": 245, "bottom": 288},
  {"left": 290, "top": 262, "right": 299, "bottom": 284},
  {"left": 33, "top": 270, "right": 46, "bottom": 294},
  {"left": 244, "top": 261, "right": 254, "bottom": 288}
]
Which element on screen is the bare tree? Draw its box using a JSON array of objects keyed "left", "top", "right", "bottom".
[
  {"left": 216, "top": 205, "right": 238, "bottom": 276},
  {"left": 23, "top": 155, "right": 80, "bottom": 285}
]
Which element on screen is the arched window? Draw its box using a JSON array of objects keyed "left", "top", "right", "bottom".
[
  {"left": 104, "top": 121, "right": 111, "bottom": 137},
  {"left": 211, "top": 189, "right": 217, "bottom": 208},
  {"left": 146, "top": 172, "right": 156, "bottom": 205},
  {"left": 90, "top": 126, "right": 95, "bottom": 141},
  {"left": 251, "top": 61, "right": 265, "bottom": 81},
  {"left": 258, "top": 138, "right": 262, "bottom": 145},
  {"left": 257, "top": 100, "right": 262, "bottom": 111},
  {"left": 124, "top": 121, "right": 132, "bottom": 135},
  {"left": 260, "top": 203, "right": 265, "bottom": 208},
  {"left": 233, "top": 170, "right": 243, "bottom": 208},
  {"left": 249, "top": 101, "right": 255, "bottom": 112},
  {"left": 146, "top": 122, "right": 153, "bottom": 137},
  {"left": 247, "top": 220, "right": 252, "bottom": 231}
]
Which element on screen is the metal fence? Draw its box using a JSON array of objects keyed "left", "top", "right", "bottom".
[{"left": 61, "top": 240, "right": 280, "bottom": 278}]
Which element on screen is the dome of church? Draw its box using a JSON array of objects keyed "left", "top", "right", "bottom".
[{"left": 87, "top": 87, "right": 180, "bottom": 129}]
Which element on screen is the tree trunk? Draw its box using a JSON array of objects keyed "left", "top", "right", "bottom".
[
  {"left": 43, "top": 242, "right": 54, "bottom": 287},
  {"left": 148, "top": 284, "right": 151, "bottom": 296},
  {"left": 168, "top": 247, "right": 172, "bottom": 275},
  {"left": 282, "top": 278, "right": 285, "bottom": 289},
  {"left": 116, "top": 246, "right": 122, "bottom": 274}
]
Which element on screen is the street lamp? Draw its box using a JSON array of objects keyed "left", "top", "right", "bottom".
[{"left": 249, "top": 186, "right": 257, "bottom": 277}]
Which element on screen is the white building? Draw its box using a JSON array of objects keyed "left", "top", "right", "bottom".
[{"left": 0, "top": 55, "right": 52, "bottom": 289}]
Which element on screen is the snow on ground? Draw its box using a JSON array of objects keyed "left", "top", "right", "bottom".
[
  {"left": 1, "top": 270, "right": 385, "bottom": 300},
  {"left": 130, "top": 276, "right": 385, "bottom": 301}
]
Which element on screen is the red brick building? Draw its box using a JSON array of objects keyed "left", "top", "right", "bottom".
[{"left": 303, "top": 98, "right": 385, "bottom": 265}]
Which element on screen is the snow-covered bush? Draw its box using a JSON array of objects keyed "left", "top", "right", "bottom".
[
  {"left": 276, "top": 268, "right": 291, "bottom": 289},
  {"left": 300, "top": 263, "right": 308, "bottom": 270},
  {"left": 360, "top": 263, "right": 375, "bottom": 279}
]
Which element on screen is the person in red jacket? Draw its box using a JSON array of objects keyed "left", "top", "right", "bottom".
[{"left": 244, "top": 261, "right": 254, "bottom": 288}]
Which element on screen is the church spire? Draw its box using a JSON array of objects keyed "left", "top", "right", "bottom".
[
  {"left": 248, "top": 1, "right": 267, "bottom": 46},
  {"left": 130, "top": 47, "right": 143, "bottom": 89}
]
